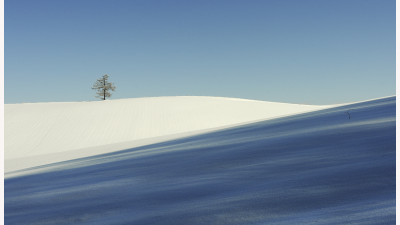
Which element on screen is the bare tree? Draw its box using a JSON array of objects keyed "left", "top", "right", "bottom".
[
  {"left": 345, "top": 110, "right": 351, "bottom": 119},
  {"left": 92, "top": 74, "right": 116, "bottom": 100}
]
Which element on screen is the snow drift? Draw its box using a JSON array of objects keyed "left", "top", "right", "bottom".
[
  {"left": 5, "top": 96, "right": 330, "bottom": 172},
  {"left": 5, "top": 96, "right": 395, "bottom": 224}
]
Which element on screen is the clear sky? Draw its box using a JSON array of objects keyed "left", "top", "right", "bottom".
[{"left": 5, "top": 0, "right": 395, "bottom": 104}]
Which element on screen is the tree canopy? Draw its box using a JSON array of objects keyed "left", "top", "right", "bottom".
[{"left": 92, "top": 74, "right": 116, "bottom": 100}]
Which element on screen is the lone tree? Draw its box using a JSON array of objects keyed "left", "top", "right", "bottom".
[{"left": 92, "top": 74, "right": 116, "bottom": 100}]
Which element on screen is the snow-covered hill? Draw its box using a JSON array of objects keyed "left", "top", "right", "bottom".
[
  {"left": 5, "top": 96, "right": 395, "bottom": 224},
  {"left": 5, "top": 96, "right": 330, "bottom": 172}
]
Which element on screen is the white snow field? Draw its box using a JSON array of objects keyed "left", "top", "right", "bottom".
[
  {"left": 5, "top": 96, "right": 395, "bottom": 224},
  {"left": 5, "top": 96, "right": 331, "bottom": 172}
]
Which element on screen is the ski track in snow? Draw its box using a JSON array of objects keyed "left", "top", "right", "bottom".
[{"left": 4, "top": 96, "right": 396, "bottom": 224}]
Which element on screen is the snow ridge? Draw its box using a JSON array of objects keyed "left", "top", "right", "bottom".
[{"left": 5, "top": 96, "right": 330, "bottom": 162}]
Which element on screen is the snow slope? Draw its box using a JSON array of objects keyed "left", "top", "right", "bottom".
[
  {"left": 5, "top": 96, "right": 395, "bottom": 224},
  {"left": 5, "top": 96, "right": 330, "bottom": 171}
]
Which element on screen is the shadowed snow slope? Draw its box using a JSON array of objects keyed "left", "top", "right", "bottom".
[
  {"left": 5, "top": 96, "right": 329, "bottom": 161},
  {"left": 5, "top": 96, "right": 395, "bottom": 224}
]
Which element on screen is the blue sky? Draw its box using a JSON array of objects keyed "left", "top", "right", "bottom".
[{"left": 5, "top": 0, "right": 395, "bottom": 104}]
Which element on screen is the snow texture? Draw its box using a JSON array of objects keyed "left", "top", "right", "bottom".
[
  {"left": 5, "top": 96, "right": 330, "bottom": 172},
  {"left": 5, "top": 96, "right": 395, "bottom": 224}
]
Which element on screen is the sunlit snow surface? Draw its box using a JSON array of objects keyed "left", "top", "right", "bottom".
[{"left": 5, "top": 97, "right": 395, "bottom": 225}]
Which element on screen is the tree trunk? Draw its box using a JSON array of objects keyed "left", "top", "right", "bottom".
[{"left": 103, "top": 77, "right": 106, "bottom": 100}]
